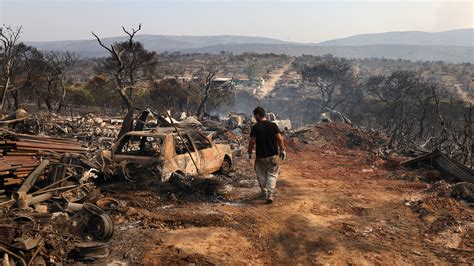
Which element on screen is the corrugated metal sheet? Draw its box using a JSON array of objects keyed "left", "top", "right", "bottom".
[{"left": 402, "top": 150, "right": 474, "bottom": 183}]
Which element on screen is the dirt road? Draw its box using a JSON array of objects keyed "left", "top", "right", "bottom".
[
  {"left": 105, "top": 125, "right": 473, "bottom": 264},
  {"left": 257, "top": 59, "right": 294, "bottom": 98},
  {"left": 454, "top": 84, "right": 474, "bottom": 105}
]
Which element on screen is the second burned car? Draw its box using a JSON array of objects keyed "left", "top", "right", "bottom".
[{"left": 105, "top": 127, "right": 234, "bottom": 182}]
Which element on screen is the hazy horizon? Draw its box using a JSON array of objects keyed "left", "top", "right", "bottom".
[
  {"left": 18, "top": 28, "right": 474, "bottom": 44},
  {"left": 1, "top": 0, "right": 473, "bottom": 43}
]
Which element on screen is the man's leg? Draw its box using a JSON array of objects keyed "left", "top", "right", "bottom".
[
  {"left": 265, "top": 156, "right": 280, "bottom": 203},
  {"left": 254, "top": 158, "right": 268, "bottom": 198}
]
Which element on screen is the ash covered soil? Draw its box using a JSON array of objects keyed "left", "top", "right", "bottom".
[{"left": 97, "top": 123, "right": 473, "bottom": 264}]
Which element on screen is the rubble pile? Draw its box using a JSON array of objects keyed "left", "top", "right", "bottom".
[
  {"left": 0, "top": 108, "right": 248, "bottom": 263},
  {"left": 0, "top": 129, "right": 116, "bottom": 264},
  {"left": 424, "top": 180, "right": 474, "bottom": 203},
  {"left": 5, "top": 110, "right": 122, "bottom": 149},
  {"left": 288, "top": 123, "right": 388, "bottom": 152},
  {"left": 408, "top": 192, "right": 473, "bottom": 257},
  {"left": 0, "top": 129, "right": 87, "bottom": 193},
  {"left": 206, "top": 127, "right": 242, "bottom": 151}
]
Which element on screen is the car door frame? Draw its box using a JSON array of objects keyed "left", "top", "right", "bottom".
[
  {"left": 189, "top": 131, "right": 222, "bottom": 174},
  {"left": 171, "top": 132, "right": 201, "bottom": 176}
]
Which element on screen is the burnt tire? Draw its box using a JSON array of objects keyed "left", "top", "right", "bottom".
[
  {"left": 219, "top": 156, "right": 232, "bottom": 175},
  {"left": 118, "top": 161, "right": 140, "bottom": 183}
]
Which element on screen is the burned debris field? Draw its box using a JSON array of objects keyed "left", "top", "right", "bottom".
[
  {"left": 0, "top": 110, "right": 472, "bottom": 264},
  {"left": 0, "top": 23, "right": 473, "bottom": 264}
]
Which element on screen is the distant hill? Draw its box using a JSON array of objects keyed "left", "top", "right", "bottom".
[
  {"left": 25, "top": 29, "right": 474, "bottom": 63},
  {"left": 26, "top": 35, "right": 289, "bottom": 57},
  {"left": 180, "top": 44, "right": 474, "bottom": 63},
  {"left": 317, "top": 29, "right": 474, "bottom": 47}
]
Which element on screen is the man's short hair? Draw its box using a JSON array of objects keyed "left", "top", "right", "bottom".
[{"left": 253, "top": 106, "right": 266, "bottom": 118}]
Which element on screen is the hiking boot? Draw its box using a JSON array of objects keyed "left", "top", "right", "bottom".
[
  {"left": 259, "top": 190, "right": 267, "bottom": 200},
  {"left": 266, "top": 193, "right": 274, "bottom": 204}
]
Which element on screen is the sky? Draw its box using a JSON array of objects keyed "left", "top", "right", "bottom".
[{"left": 0, "top": 0, "right": 472, "bottom": 43}]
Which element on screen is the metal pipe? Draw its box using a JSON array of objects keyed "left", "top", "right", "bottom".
[
  {"left": 12, "top": 160, "right": 49, "bottom": 200},
  {"left": 27, "top": 193, "right": 52, "bottom": 206}
]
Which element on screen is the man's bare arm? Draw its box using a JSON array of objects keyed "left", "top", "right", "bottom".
[
  {"left": 276, "top": 133, "right": 286, "bottom": 151},
  {"left": 248, "top": 137, "right": 256, "bottom": 156}
]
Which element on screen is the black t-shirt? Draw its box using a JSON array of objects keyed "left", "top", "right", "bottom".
[{"left": 250, "top": 120, "right": 281, "bottom": 158}]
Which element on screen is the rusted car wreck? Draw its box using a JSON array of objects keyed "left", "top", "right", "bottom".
[{"left": 102, "top": 127, "right": 234, "bottom": 182}]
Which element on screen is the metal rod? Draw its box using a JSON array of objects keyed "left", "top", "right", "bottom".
[
  {"left": 34, "top": 174, "right": 74, "bottom": 194},
  {"left": 0, "top": 199, "right": 14, "bottom": 207},
  {"left": 28, "top": 239, "right": 44, "bottom": 266},
  {"left": 31, "top": 185, "right": 78, "bottom": 196},
  {"left": 0, "top": 245, "right": 27, "bottom": 266}
]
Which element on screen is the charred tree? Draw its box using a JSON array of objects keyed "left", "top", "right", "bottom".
[
  {"left": 0, "top": 26, "right": 22, "bottom": 115},
  {"left": 194, "top": 70, "right": 234, "bottom": 118},
  {"left": 92, "top": 24, "right": 157, "bottom": 111},
  {"left": 43, "top": 51, "right": 77, "bottom": 112},
  {"left": 300, "top": 57, "right": 355, "bottom": 112}
]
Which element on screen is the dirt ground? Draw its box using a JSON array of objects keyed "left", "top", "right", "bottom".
[{"left": 96, "top": 124, "right": 473, "bottom": 265}]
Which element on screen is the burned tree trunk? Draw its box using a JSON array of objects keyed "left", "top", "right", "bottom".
[
  {"left": 0, "top": 26, "right": 22, "bottom": 115},
  {"left": 195, "top": 70, "right": 233, "bottom": 118}
]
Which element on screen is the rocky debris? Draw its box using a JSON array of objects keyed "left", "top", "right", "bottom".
[
  {"left": 408, "top": 193, "right": 473, "bottom": 260},
  {"left": 319, "top": 109, "right": 352, "bottom": 126},
  {"left": 424, "top": 180, "right": 474, "bottom": 203},
  {"left": 288, "top": 123, "right": 388, "bottom": 152},
  {"left": 451, "top": 182, "right": 474, "bottom": 202},
  {"left": 426, "top": 180, "right": 453, "bottom": 197}
]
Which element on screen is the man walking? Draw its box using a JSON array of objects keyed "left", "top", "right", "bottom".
[{"left": 247, "top": 106, "right": 286, "bottom": 204}]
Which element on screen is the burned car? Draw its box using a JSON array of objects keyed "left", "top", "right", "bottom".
[{"left": 108, "top": 127, "right": 234, "bottom": 182}]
